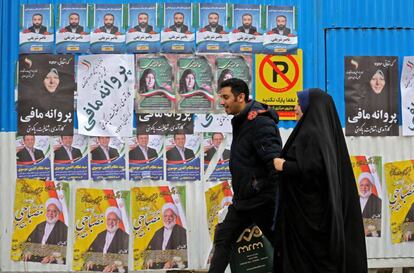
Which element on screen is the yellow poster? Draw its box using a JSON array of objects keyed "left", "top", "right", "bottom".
[
  {"left": 385, "top": 160, "right": 414, "bottom": 244},
  {"left": 11, "top": 179, "right": 69, "bottom": 264},
  {"left": 255, "top": 50, "right": 303, "bottom": 120},
  {"left": 73, "top": 188, "right": 130, "bottom": 272},
  {"left": 205, "top": 181, "right": 233, "bottom": 242},
  {"left": 131, "top": 186, "right": 187, "bottom": 270},
  {"left": 350, "top": 156, "right": 382, "bottom": 237}
]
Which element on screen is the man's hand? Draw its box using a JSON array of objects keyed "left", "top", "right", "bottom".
[
  {"left": 23, "top": 252, "right": 32, "bottom": 262},
  {"left": 86, "top": 261, "right": 95, "bottom": 271},
  {"left": 41, "top": 255, "right": 56, "bottom": 264},
  {"left": 146, "top": 259, "right": 154, "bottom": 269},
  {"left": 163, "top": 260, "right": 173, "bottom": 269},
  {"left": 274, "top": 158, "right": 285, "bottom": 171},
  {"left": 103, "top": 264, "right": 116, "bottom": 272}
]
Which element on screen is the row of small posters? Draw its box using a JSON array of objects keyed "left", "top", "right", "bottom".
[
  {"left": 16, "top": 133, "right": 231, "bottom": 182},
  {"left": 9, "top": 159, "right": 414, "bottom": 271},
  {"left": 344, "top": 56, "right": 414, "bottom": 136},
  {"left": 20, "top": 3, "right": 297, "bottom": 54},
  {"left": 11, "top": 179, "right": 232, "bottom": 270},
  {"left": 18, "top": 54, "right": 248, "bottom": 136}
]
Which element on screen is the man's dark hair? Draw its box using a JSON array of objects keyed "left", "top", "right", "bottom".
[
  {"left": 242, "top": 13, "right": 252, "bottom": 19},
  {"left": 104, "top": 13, "right": 114, "bottom": 19},
  {"left": 69, "top": 12, "right": 80, "bottom": 18},
  {"left": 174, "top": 12, "right": 184, "bottom": 18},
  {"left": 208, "top": 12, "right": 219, "bottom": 18},
  {"left": 32, "top": 13, "right": 43, "bottom": 19},
  {"left": 276, "top": 15, "right": 287, "bottom": 21},
  {"left": 220, "top": 78, "right": 249, "bottom": 102},
  {"left": 138, "top": 12, "right": 149, "bottom": 18},
  {"left": 212, "top": 132, "right": 224, "bottom": 139}
]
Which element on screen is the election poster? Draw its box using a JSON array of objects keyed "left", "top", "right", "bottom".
[
  {"left": 20, "top": 4, "right": 54, "bottom": 53},
  {"left": 203, "top": 133, "right": 231, "bottom": 182},
  {"left": 126, "top": 4, "right": 160, "bottom": 53},
  {"left": 18, "top": 54, "right": 75, "bottom": 136},
  {"left": 350, "top": 156, "right": 382, "bottom": 237},
  {"left": 56, "top": 4, "right": 90, "bottom": 53},
  {"left": 53, "top": 134, "right": 89, "bottom": 181},
  {"left": 77, "top": 54, "right": 135, "bottom": 137},
  {"left": 131, "top": 186, "right": 188, "bottom": 270},
  {"left": 196, "top": 3, "right": 229, "bottom": 53},
  {"left": 385, "top": 160, "right": 414, "bottom": 244},
  {"left": 401, "top": 57, "right": 414, "bottom": 136},
  {"left": 177, "top": 55, "right": 215, "bottom": 112},
  {"left": 136, "top": 113, "right": 194, "bottom": 135},
  {"left": 73, "top": 188, "right": 130, "bottom": 271},
  {"left": 90, "top": 137, "right": 126, "bottom": 181},
  {"left": 16, "top": 135, "right": 51, "bottom": 180},
  {"left": 194, "top": 114, "right": 233, "bottom": 133},
  {"left": 161, "top": 3, "right": 195, "bottom": 53},
  {"left": 128, "top": 134, "right": 164, "bottom": 181},
  {"left": 11, "top": 179, "right": 69, "bottom": 265},
  {"left": 90, "top": 4, "right": 126, "bottom": 53},
  {"left": 166, "top": 134, "right": 201, "bottom": 182},
  {"left": 345, "top": 56, "right": 399, "bottom": 136},
  {"left": 135, "top": 55, "right": 176, "bottom": 112}
]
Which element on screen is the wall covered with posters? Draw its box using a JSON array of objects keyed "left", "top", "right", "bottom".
[{"left": 2, "top": 0, "right": 414, "bottom": 272}]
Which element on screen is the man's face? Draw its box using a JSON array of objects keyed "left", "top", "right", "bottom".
[
  {"left": 219, "top": 86, "right": 245, "bottom": 115},
  {"left": 163, "top": 209, "right": 176, "bottom": 229},
  {"left": 69, "top": 14, "right": 79, "bottom": 28},
  {"left": 242, "top": 15, "right": 252, "bottom": 29},
  {"left": 32, "top": 15, "right": 43, "bottom": 28},
  {"left": 137, "top": 135, "right": 149, "bottom": 147},
  {"left": 208, "top": 14, "right": 219, "bottom": 27},
  {"left": 61, "top": 136, "right": 74, "bottom": 147},
  {"left": 44, "top": 71, "right": 60, "bottom": 93},
  {"left": 46, "top": 204, "right": 60, "bottom": 224},
  {"left": 23, "top": 135, "right": 35, "bottom": 149},
  {"left": 98, "top": 137, "right": 110, "bottom": 148},
  {"left": 212, "top": 133, "right": 224, "bottom": 148},
  {"left": 174, "top": 134, "right": 186, "bottom": 149},
  {"left": 359, "top": 179, "right": 372, "bottom": 197},
  {"left": 106, "top": 212, "right": 120, "bottom": 233},
  {"left": 104, "top": 15, "right": 114, "bottom": 29},
  {"left": 276, "top": 16, "right": 287, "bottom": 30},
  {"left": 174, "top": 13, "right": 184, "bottom": 28},
  {"left": 138, "top": 14, "right": 148, "bottom": 28}
]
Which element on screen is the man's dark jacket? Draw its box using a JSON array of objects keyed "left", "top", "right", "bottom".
[
  {"left": 65, "top": 25, "right": 84, "bottom": 34},
  {"left": 54, "top": 146, "right": 82, "bottom": 162},
  {"left": 230, "top": 100, "right": 282, "bottom": 210},
  {"left": 17, "top": 147, "right": 45, "bottom": 163},
  {"left": 91, "top": 146, "right": 119, "bottom": 162}
]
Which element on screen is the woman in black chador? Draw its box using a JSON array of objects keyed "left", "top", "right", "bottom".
[{"left": 273, "top": 89, "right": 367, "bottom": 273}]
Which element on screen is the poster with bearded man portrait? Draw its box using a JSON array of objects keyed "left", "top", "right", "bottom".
[{"left": 18, "top": 54, "right": 75, "bottom": 136}]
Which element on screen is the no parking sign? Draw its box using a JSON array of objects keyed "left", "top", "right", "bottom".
[{"left": 255, "top": 49, "right": 303, "bottom": 120}]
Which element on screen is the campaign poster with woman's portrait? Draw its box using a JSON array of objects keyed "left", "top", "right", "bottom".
[
  {"left": 161, "top": 3, "right": 195, "bottom": 54},
  {"left": 350, "top": 156, "right": 382, "bottom": 237},
  {"left": 263, "top": 6, "right": 297, "bottom": 54},
  {"left": 73, "top": 188, "right": 130, "bottom": 272},
  {"left": 56, "top": 4, "right": 90, "bottom": 53},
  {"left": 136, "top": 54, "right": 176, "bottom": 112},
  {"left": 229, "top": 4, "right": 263, "bottom": 53},
  {"left": 89, "top": 137, "right": 126, "bottom": 181},
  {"left": 11, "top": 179, "right": 69, "bottom": 265},
  {"left": 345, "top": 56, "right": 399, "bottom": 136},
  {"left": 53, "top": 134, "right": 88, "bottom": 181},
  {"left": 384, "top": 160, "right": 414, "bottom": 244},
  {"left": 18, "top": 54, "right": 75, "bottom": 136},
  {"left": 177, "top": 55, "right": 215, "bottom": 112},
  {"left": 128, "top": 134, "right": 164, "bottom": 181},
  {"left": 90, "top": 4, "right": 126, "bottom": 54},
  {"left": 132, "top": 186, "right": 188, "bottom": 270},
  {"left": 203, "top": 133, "right": 231, "bottom": 182},
  {"left": 196, "top": 3, "right": 229, "bottom": 53},
  {"left": 215, "top": 55, "right": 252, "bottom": 110},
  {"left": 126, "top": 4, "right": 160, "bottom": 53},
  {"left": 166, "top": 133, "right": 201, "bottom": 182},
  {"left": 16, "top": 135, "right": 51, "bottom": 180},
  {"left": 19, "top": 4, "right": 54, "bottom": 53}
]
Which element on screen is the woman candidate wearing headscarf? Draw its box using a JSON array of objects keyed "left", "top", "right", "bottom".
[{"left": 273, "top": 89, "right": 367, "bottom": 273}]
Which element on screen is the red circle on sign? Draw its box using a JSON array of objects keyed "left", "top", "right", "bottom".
[{"left": 259, "top": 55, "right": 299, "bottom": 93}]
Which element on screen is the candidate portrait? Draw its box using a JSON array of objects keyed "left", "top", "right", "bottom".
[
  {"left": 27, "top": 13, "right": 48, "bottom": 34},
  {"left": 54, "top": 135, "right": 83, "bottom": 163},
  {"left": 270, "top": 15, "right": 291, "bottom": 36},
  {"left": 236, "top": 13, "right": 258, "bottom": 35},
  {"left": 132, "top": 12, "right": 154, "bottom": 33},
  {"left": 168, "top": 12, "right": 189, "bottom": 34},
  {"left": 16, "top": 135, "right": 45, "bottom": 164},
  {"left": 204, "top": 132, "right": 230, "bottom": 163},
  {"left": 203, "top": 12, "right": 224, "bottom": 33},
  {"left": 63, "top": 12, "right": 84, "bottom": 34},
  {"left": 98, "top": 13, "right": 119, "bottom": 34},
  {"left": 129, "top": 134, "right": 158, "bottom": 162},
  {"left": 166, "top": 134, "right": 195, "bottom": 162},
  {"left": 91, "top": 137, "right": 120, "bottom": 163}
]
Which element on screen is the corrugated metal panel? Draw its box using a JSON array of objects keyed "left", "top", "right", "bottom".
[
  {"left": 0, "top": 0, "right": 324, "bottom": 131},
  {"left": 324, "top": 0, "right": 414, "bottom": 28}
]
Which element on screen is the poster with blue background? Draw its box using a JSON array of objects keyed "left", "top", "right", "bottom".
[{"left": 16, "top": 135, "right": 51, "bottom": 180}]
